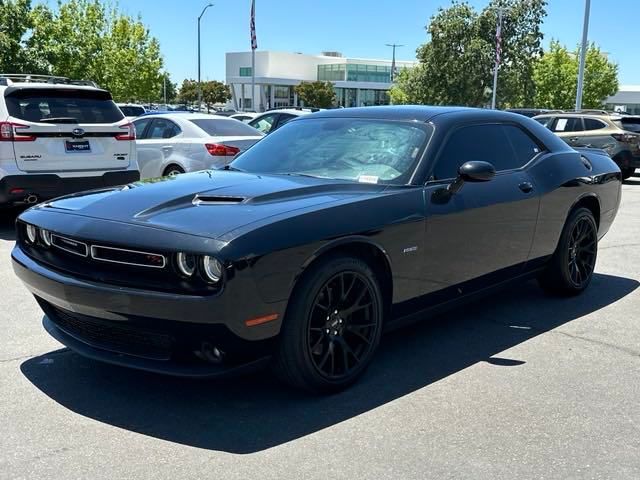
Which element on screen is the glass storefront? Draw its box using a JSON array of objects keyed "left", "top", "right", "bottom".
[
  {"left": 359, "top": 89, "right": 390, "bottom": 106},
  {"left": 318, "top": 64, "right": 346, "bottom": 81},
  {"left": 346, "top": 64, "right": 391, "bottom": 83}
]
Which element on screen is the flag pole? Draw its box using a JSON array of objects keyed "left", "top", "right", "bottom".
[
  {"left": 250, "top": 0, "right": 257, "bottom": 112},
  {"left": 491, "top": 9, "right": 503, "bottom": 110}
]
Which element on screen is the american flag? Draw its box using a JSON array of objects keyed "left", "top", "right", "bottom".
[{"left": 250, "top": 0, "right": 257, "bottom": 50}]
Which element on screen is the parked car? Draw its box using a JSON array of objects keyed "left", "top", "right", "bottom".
[
  {"left": 132, "top": 113, "right": 263, "bottom": 178},
  {"left": 116, "top": 103, "right": 146, "bottom": 121},
  {"left": 248, "top": 108, "right": 316, "bottom": 134},
  {"left": 230, "top": 112, "right": 258, "bottom": 123},
  {"left": 533, "top": 111, "right": 640, "bottom": 179},
  {"left": 213, "top": 109, "right": 238, "bottom": 117},
  {"left": 0, "top": 74, "right": 139, "bottom": 208},
  {"left": 618, "top": 115, "right": 640, "bottom": 134},
  {"left": 12, "top": 106, "right": 621, "bottom": 393}
]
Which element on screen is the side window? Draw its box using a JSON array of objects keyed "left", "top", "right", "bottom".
[
  {"left": 583, "top": 118, "right": 607, "bottom": 131},
  {"left": 503, "top": 125, "right": 543, "bottom": 167},
  {"left": 133, "top": 118, "right": 151, "bottom": 139},
  {"left": 276, "top": 113, "right": 297, "bottom": 129},
  {"left": 249, "top": 114, "right": 277, "bottom": 134},
  {"left": 148, "top": 119, "right": 180, "bottom": 139},
  {"left": 552, "top": 117, "right": 583, "bottom": 132},
  {"left": 433, "top": 124, "right": 537, "bottom": 180}
]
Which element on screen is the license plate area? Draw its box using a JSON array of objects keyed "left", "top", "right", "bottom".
[{"left": 65, "top": 140, "right": 91, "bottom": 153}]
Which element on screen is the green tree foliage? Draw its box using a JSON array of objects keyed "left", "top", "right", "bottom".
[
  {"left": 391, "top": 0, "right": 546, "bottom": 107},
  {"left": 202, "top": 80, "right": 231, "bottom": 112},
  {"left": 157, "top": 73, "right": 177, "bottom": 103},
  {"left": 0, "top": 0, "right": 40, "bottom": 73},
  {"left": 21, "top": 0, "right": 164, "bottom": 101},
  {"left": 178, "top": 79, "right": 198, "bottom": 104},
  {"left": 294, "top": 81, "right": 336, "bottom": 108},
  {"left": 533, "top": 41, "right": 618, "bottom": 109}
]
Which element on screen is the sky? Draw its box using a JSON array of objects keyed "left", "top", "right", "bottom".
[{"left": 108, "top": 0, "right": 639, "bottom": 86}]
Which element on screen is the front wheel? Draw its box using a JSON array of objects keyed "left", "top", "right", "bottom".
[
  {"left": 163, "top": 165, "right": 185, "bottom": 177},
  {"left": 273, "top": 255, "right": 384, "bottom": 393},
  {"left": 538, "top": 207, "right": 598, "bottom": 296}
]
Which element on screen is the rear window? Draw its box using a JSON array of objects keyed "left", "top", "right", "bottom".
[
  {"left": 620, "top": 118, "right": 640, "bottom": 132},
  {"left": 5, "top": 88, "right": 124, "bottom": 124},
  {"left": 119, "top": 106, "right": 145, "bottom": 117},
  {"left": 190, "top": 118, "right": 261, "bottom": 137}
]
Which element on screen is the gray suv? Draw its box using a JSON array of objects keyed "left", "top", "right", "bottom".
[{"left": 533, "top": 111, "right": 640, "bottom": 179}]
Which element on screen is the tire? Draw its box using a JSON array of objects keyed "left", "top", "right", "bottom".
[
  {"left": 163, "top": 165, "right": 184, "bottom": 177},
  {"left": 621, "top": 167, "right": 635, "bottom": 180},
  {"left": 538, "top": 207, "right": 598, "bottom": 296},
  {"left": 273, "top": 254, "right": 384, "bottom": 393}
]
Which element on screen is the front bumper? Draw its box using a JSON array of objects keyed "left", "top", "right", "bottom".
[
  {"left": 12, "top": 245, "right": 285, "bottom": 376},
  {"left": 0, "top": 171, "right": 140, "bottom": 206}
]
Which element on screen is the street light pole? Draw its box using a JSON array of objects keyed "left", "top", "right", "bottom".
[
  {"left": 575, "top": 0, "right": 591, "bottom": 110},
  {"left": 197, "top": 3, "right": 214, "bottom": 109},
  {"left": 385, "top": 43, "right": 404, "bottom": 83}
]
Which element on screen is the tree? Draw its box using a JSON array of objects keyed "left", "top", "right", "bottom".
[
  {"left": 390, "top": 0, "right": 546, "bottom": 107},
  {"left": 26, "top": 0, "right": 164, "bottom": 102},
  {"left": 178, "top": 79, "right": 198, "bottom": 105},
  {"left": 533, "top": 41, "right": 618, "bottom": 109},
  {"left": 295, "top": 81, "right": 336, "bottom": 108},
  {"left": 201, "top": 80, "right": 231, "bottom": 112},
  {"left": 157, "top": 73, "right": 177, "bottom": 104},
  {"left": 0, "top": 0, "right": 42, "bottom": 73}
]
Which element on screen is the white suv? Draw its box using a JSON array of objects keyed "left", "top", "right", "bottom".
[{"left": 0, "top": 74, "right": 139, "bottom": 208}]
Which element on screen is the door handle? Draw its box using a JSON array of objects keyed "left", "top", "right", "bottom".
[{"left": 519, "top": 182, "right": 534, "bottom": 193}]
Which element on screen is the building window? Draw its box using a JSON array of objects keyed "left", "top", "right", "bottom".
[
  {"left": 318, "top": 64, "right": 346, "bottom": 81},
  {"left": 242, "top": 98, "right": 252, "bottom": 109},
  {"left": 346, "top": 64, "right": 391, "bottom": 83},
  {"left": 239, "top": 67, "right": 252, "bottom": 77}
]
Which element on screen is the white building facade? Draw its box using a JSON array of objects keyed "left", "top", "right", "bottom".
[{"left": 225, "top": 51, "right": 416, "bottom": 112}]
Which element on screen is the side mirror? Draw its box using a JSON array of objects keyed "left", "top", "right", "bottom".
[{"left": 448, "top": 161, "right": 496, "bottom": 194}]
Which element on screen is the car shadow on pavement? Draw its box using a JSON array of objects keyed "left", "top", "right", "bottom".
[{"left": 20, "top": 273, "right": 638, "bottom": 454}]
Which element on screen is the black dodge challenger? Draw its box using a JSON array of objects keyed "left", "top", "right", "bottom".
[{"left": 12, "top": 106, "right": 621, "bottom": 393}]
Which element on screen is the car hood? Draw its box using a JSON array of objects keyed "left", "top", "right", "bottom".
[{"left": 40, "top": 170, "right": 388, "bottom": 239}]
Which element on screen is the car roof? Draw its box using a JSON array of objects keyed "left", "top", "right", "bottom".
[
  {"left": 534, "top": 112, "right": 623, "bottom": 121},
  {"left": 135, "top": 113, "right": 239, "bottom": 121},
  {"left": 1, "top": 83, "right": 106, "bottom": 93},
  {"left": 305, "top": 105, "right": 519, "bottom": 122}
]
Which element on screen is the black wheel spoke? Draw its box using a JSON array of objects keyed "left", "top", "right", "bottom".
[{"left": 307, "top": 270, "right": 379, "bottom": 379}]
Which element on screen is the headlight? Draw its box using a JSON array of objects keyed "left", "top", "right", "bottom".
[
  {"left": 176, "top": 252, "right": 197, "bottom": 277},
  {"left": 202, "top": 255, "right": 223, "bottom": 283},
  {"left": 25, "top": 224, "right": 37, "bottom": 244},
  {"left": 40, "top": 229, "right": 52, "bottom": 247}
]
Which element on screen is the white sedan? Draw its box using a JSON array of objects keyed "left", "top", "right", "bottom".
[{"left": 132, "top": 113, "right": 263, "bottom": 179}]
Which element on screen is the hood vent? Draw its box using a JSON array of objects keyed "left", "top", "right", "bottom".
[{"left": 192, "top": 194, "right": 246, "bottom": 205}]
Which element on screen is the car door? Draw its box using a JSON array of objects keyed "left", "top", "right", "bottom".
[
  {"left": 421, "top": 123, "right": 542, "bottom": 297},
  {"left": 134, "top": 118, "right": 181, "bottom": 178}
]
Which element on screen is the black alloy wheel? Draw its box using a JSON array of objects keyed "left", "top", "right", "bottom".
[
  {"left": 566, "top": 216, "right": 597, "bottom": 289},
  {"left": 538, "top": 207, "right": 598, "bottom": 296},
  {"left": 273, "top": 254, "right": 384, "bottom": 393},
  {"left": 307, "top": 271, "right": 378, "bottom": 380}
]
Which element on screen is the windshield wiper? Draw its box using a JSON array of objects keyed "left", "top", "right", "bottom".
[
  {"left": 220, "top": 165, "right": 245, "bottom": 172},
  {"left": 39, "top": 117, "right": 79, "bottom": 124},
  {"left": 281, "top": 172, "right": 324, "bottom": 179}
]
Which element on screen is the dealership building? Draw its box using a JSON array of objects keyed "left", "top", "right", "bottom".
[
  {"left": 605, "top": 85, "right": 640, "bottom": 114},
  {"left": 225, "top": 50, "right": 416, "bottom": 112}
]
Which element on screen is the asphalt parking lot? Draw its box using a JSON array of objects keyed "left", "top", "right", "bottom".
[{"left": 1, "top": 176, "right": 639, "bottom": 480}]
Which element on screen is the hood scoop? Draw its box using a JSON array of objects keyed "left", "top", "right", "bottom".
[{"left": 192, "top": 194, "right": 246, "bottom": 205}]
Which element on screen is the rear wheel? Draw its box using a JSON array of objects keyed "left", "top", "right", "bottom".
[
  {"left": 273, "top": 254, "right": 384, "bottom": 393},
  {"left": 538, "top": 207, "right": 598, "bottom": 296},
  {"left": 621, "top": 167, "right": 635, "bottom": 180},
  {"left": 163, "top": 165, "right": 185, "bottom": 177}
]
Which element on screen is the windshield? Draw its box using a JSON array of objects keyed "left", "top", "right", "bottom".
[
  {"left": 190, "top": 118, "right": 262, "bottom": 137},
  {"left": 231, "top": 117, "right": 431, "bottom": 184}
]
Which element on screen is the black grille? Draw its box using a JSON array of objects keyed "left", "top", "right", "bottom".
[{"left": 46, "top": 303, "right": 174, "bottom": 360}]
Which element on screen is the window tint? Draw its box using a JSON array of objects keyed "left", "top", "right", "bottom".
[
  {"left": 534, "top": 117, "right": 553, "bottom": 128},
  {"left": 249, "top": 114, "right": 277, "bottom": 134},
  {"left": 277, "top": 113, "right": 297, "bottom": 128},
  {"left": 5, "top": 88, "right": 124, "bottom": 123},
  {"left": 583, "top": 118, "right": 607, "bottom": 131},
  {"left": 621, "top": 118, "right": 640, "bottom": 132},
  {"left": 120, "top": 105, "right": 145, "bottom": 117},
  {"left": 190, "top": 118, "right": 261, "bottom": 137},
  {"left": 552, "top": 117, "right": 583, "bottom": 132},
  {"left": 133, "top": 118, "right": 152, "bottom": 139},
  {"left": 433, "top": 124, "right": 539, "bottom": 180},
  {"left": 147, "top": 119, "right": 180, "bottom": 139}
]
